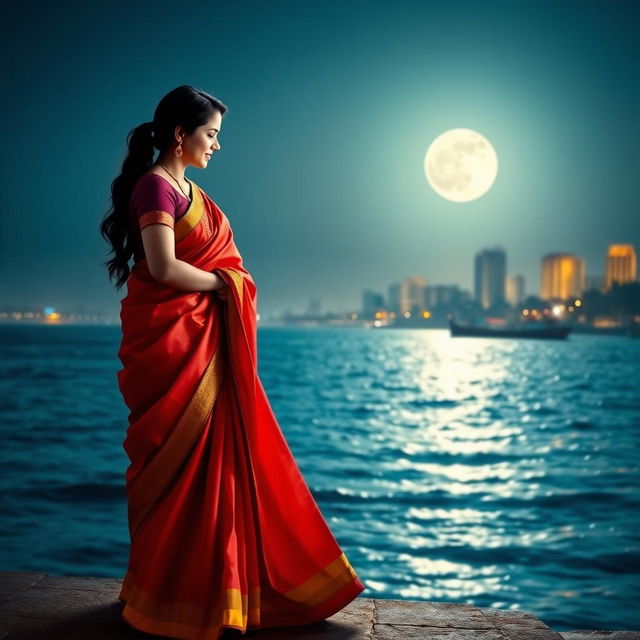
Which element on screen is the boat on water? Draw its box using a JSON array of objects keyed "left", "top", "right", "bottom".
[{"left": 448, "top": 317, "right": 572, "bottom": 340}]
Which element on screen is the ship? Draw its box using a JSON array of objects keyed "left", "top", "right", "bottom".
[{"left": 448, "top": 317, "right": 572, "bottom": 340}]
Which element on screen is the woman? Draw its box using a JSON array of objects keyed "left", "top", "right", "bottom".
[{"left": 99, "top": 85, "right": 365, "bottom": 640}]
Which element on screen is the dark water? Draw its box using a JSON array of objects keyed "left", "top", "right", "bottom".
[{"left": 0, "top": 324, "right": 638, "bottom": 631}]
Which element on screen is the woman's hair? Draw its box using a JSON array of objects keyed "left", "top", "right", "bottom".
[{"left": 100, "top": 85, "right": 228, "bottom": 289}]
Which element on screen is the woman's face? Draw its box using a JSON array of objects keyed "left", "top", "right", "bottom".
[{"left": 181, "top": 111, "right": 222, "bottom": 169}]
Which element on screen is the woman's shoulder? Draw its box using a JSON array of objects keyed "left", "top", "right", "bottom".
[
  {"left": 132, "top": 172, "right": 183, "bottom": 200},
  {"left": 130, "top": 172, "right": 181, "bottom": 216},
  {"left": 134, "top": 171, "right": 173, "bottom": 190},
  {"left": 134, "top": 171, "right": 198, "bottom": 198}
]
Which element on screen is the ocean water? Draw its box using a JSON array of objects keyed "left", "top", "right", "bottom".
[{"left": 0, "top": 324, "right": 638, "bottom": 632}]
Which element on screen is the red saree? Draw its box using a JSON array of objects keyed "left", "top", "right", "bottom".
[{"left": 116, "top": 178, "right": 365, "bottom": 640}]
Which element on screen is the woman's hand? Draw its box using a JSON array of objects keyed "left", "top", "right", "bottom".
[
  {"left": 213, "top": 271, "right": 230, "bottom": 302},
  {"left": 215, "top": 283, "right": 230, "bottom": 302}
]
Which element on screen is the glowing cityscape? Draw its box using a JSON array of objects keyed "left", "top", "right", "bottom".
[{"left": 2, "top": 243, "right": 638, "bottom": 331}]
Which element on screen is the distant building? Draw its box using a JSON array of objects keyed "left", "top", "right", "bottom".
[
  {"left": 362, "top": 290, "right": 385, "bottom": 318},
  {"left": 605, "top": 244, "right": 637, "bottom": 292},
  {"left": 585, "top": 275, "right": 604, "bottom": 293},
  {"left": 307, "top": 298, "right": 321, "bottom": 315},
  {"left": 424, "top": 284, "right": 461, "bottom": 308},
  {"left": 540, "top": 253, "right": 585, "bottom": 301},
  {"left": 474, "top": 247, "right": 506, "bottom": 309},
  {"left": 387, "top": 277, "right": 427, "bottom": 316},
  {"left": 424, "top": 284, "right": 469, "bottom": 320},
  {"left": 505, "top": 275, "right": 525, "bottom": 307},
  {"left": 387, "top": 282, "right": 401, "bottom": 315},
  {"left": 399, "top": 276, "right": 427, "bottom": 316}
]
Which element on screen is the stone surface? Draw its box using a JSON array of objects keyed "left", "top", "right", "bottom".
[
  {"left": 373, "top": 598, "right": 565, "bottom": 639},
  {"left": 375, "top": 599, "right": 494, "bottom": 629},
  {"left": 0, "top": 571, "right": 637, "bottom": 640},
  {"left": 560, "top": 634, "right": 640, "bottom": 639},
  {"left": 0, "top": 572, "right": 46, "bottom": 607}
]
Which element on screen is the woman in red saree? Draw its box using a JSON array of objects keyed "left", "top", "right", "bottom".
[{"left": 101, "top": 86, "right": 365, "bottom": 640}]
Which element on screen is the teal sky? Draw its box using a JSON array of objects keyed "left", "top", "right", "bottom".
[{"left": 1, "top": 0, "right": 638, "bottom": 316}]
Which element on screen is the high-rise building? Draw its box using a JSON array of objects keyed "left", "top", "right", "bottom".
[
  {"left": 505, "top": 275, "right": 525, "bottom": 306},
  {"left": 474, "top": 247, "right": 506, "bottom": 309},
  {"left": 387, "top": 282, "right": 401, "bottom": 315},
  {"left": 392, "top": 276, "right": 427, "bottom": 315},
  {"left": 424, "top": 284, "right": 462, "bottom": 308},
  {"left": 362, "top": 290, "right": 385, "bottom": 317},
  {"left": 540, "top": 253, "right": 585, "bottom": 301},
  {"left": 605, "top": 244, "right": 637, "bottom": 292}
]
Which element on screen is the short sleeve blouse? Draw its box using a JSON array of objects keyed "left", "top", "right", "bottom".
[{"left": 129, "top": 173, "right": 192, "bottom": 261}]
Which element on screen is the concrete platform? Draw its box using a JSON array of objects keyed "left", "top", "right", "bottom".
[{"left": 0, "top": 571, "right": 637, "bottom": 639}]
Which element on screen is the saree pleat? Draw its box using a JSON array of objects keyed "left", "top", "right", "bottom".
[{"left": 117, "top": 179, "right": 365, "bottom": 640}]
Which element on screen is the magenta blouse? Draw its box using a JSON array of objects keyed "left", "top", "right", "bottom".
[{"left": 129, "top": 173, "right": 192, "bottom": 262}]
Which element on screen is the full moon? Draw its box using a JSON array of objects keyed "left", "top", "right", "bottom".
[{"left": 424, "top": 128, "right": 498, "bottom": 202}]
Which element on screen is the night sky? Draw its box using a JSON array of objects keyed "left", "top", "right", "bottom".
[{"left": 1, "top": 0, "right": 638, "bottom": 316}]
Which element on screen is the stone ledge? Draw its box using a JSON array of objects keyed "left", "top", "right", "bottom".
[{"left": 0, "top": 571, "right": 637, "bottom": 639}]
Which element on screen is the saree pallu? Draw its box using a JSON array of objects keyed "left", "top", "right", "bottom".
[{"left": 116, "top": 180, "right": 365, "bottom": 640}]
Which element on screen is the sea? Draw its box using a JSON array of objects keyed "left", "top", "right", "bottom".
[{"left": 0, "top": 323, "right": 638, "bottom": 632}]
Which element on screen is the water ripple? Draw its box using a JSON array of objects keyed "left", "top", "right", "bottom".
[{"left": 0, "top": 325, "right": 639, "bottom": 631}]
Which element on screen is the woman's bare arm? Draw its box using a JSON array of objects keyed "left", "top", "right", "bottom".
[{"left": 141, "top": 224, "right": 226, "bottom": 292}]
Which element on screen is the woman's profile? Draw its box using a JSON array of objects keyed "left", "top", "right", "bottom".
[{"left": 99, "top": 85, "right": 365, "bottom": 640}]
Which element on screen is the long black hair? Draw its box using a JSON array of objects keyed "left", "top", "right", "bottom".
[{"left": 100, "top": 85, "right": 228, "bottom": 289}]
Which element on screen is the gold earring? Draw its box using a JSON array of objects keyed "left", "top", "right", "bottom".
[{"left": 175, "top": 142, "right": 183, "bottom": 158}]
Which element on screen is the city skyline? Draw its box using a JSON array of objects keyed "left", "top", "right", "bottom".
[{"left": 4, "top": 240, "right": 636, "bottom": 320}]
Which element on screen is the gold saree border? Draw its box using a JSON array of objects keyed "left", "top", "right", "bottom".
[
  {"left": 119, "top": 552, "right": 360, "bottom": 637},
  {"left": 139, "top": 210, "right": 175, "bottom": 231},
  {"left": 174, "top": 181, "right": 204, "bottom": 241},
  {"left": 218, "top": 267, "right": 244, "bottom": 313},
  {"left": 127, "top": 343, "right": 225, "bottom": 538},
  {"left": 121, "top": 569, "right": 261, "bottom": 633},
  {"left": 284, "top": 552, "right": 359, "bottom": 607}
]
